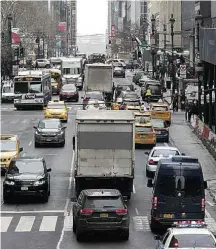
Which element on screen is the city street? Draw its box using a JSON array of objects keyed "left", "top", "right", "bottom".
[{"left": 1, "top": 70, "right": 216, "bottom": 249}]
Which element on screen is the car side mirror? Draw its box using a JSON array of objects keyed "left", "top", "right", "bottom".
[
  {"left": 33, "top": 126, "right": 37, "bottom": 129},
  {"left": 154, "top": 235, "right": 162, "bottom": 240},
  {"left": 72, "top": 136, "right": 75, "bottom": 150},
  {"left": 19, "top": 147, "right": 23, "bottom": 152},
  {"left": 181, "top": 153, "right": 185, "bottom": 156},
  {"left": 81, "top": 96, "right": 84, "bottom": 99},
  {"left": 47, "top": 168, "right": 52, "bottom": 172},
  {"left": 204, "top": 181, "right": 208, "bottom": 189},
  {"left": 144, "top": 151, "right": 149, "bottom": 155},
  {"left": 147, "top": 179, "right": 153, "bottom": 188}
]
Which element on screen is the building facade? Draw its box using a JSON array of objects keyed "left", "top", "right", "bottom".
[{"left": 67, "top": 0, "right": 77, "bottom": 53}]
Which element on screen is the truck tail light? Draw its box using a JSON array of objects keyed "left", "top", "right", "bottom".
[
  {"left": 152, "top": 196, "right": 158, "bottom": 209},
  {"left": 201, "top": 198, "right": 205, "bottom": 211},
  {"left": 80, "top": 209, "right": 93, "bottom": 215},
  {"left": 116, "top": 208, "right": 128, "bottom": 215}
]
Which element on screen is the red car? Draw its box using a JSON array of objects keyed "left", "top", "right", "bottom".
[{"left": 59, "top": 84, "right": 79, "bottom": 102}]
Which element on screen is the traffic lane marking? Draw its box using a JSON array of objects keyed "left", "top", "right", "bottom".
[
  {"left": 15, "top": 216, "right": 35, "bottom": 232},
  {"left": 133, "top": 184, "right": 136, "bottom": 193},
  {"left": 0, "top": 210, "right": 64, "bottom": 214}
]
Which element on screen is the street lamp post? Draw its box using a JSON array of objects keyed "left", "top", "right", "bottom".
[
  {"left": 195, "top": 11, "right": 203, "bottom": 120},
  {"left": 8, "top": 14, "right": 13, "bottom": 78},
  {"left": 151, "top": 14, "right": 156, "bottom": 77},
  {"left": 169, "top": 14, "right": 176, "bottom": 101}
]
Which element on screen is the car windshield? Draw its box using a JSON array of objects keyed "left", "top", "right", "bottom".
[
  {"left": 135, "top": 126, "right": 152, "bottom": 132},
  {"left": 84, "top": 196, "right": 123, "bottom": 209},
  {"left": 118, "top": 85, "right": 132, "bottom": 91},
  {"left": 152, "top": 106, "right": 168, "bottom": 111},
  {"left": 47, "top": 104, "right": 65, "bottom": 109},
  {"left": 135, "top": 116, "right": 151, "bottom": 123},
  {"left": 151, "top": 119, "right": 165, "bottom": 128},
  {"left": 8, "top": 160, "right": 44, "bottom": 174},
  {"left": 168, "top": 234, "right": 216, "bottom": 248},
  {"left": 14, "top": 82, "right": 28, "bottom": 94},
  {"left": 0, "top": 141, "right": 17, "bottom": 152},
  {"left": 148, "top": 84, "right": 161, "bottom": 93},
  {"left": 152, "top": 149, "right": 180, "bottom": 157},
  {"left": 62, "top": 84, "right": 76, "bottom": 91},
  {"left": 29, "top": 82, "right": 42, "bottom": 93},
  {"left": 124, "top": 101, "right": 140, "bottom": 106},
  {"left": 38, "top": 120, "right": 61, "bottom": 129}
]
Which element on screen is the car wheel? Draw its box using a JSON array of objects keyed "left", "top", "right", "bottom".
[
  {"left": 35, "top": 142, "right": 40, "bottom": 148},
  {"left": 146, "top": 168, "right": 152, "bottom": 178},
  {"left": 165, "top": 137, "right": 169, "bottom": 143},
  {"left": 16, "top": 107, "right": 21, "bottom": 110},
  {"left": 3, "top": 192, "right": 11, "bottom": 204},
  {"left": 127, "top": 193, "right": 131, "bottom": 200},
  {"left": 121, "top": 229, "right": 129, "bottom": 240},
  {"left": 76, "top": 98, "right": 79, "bottom": 102},
  {"left": 60, "top": 140, "right": 65, "bottom": 147},
  {"left": 150, "top": 218, "right": 160, "bottom": 233},
  {"left": 42, "top": 192, "right": 49, "bottom": 203},
  {"left": 73, "top": 219, "right": 76, "bottom": 233},
  {"left": 59, "top": 97, "right": 62, "bottom": 101},
  {"left": 76, "top": 229, "right": 84, "bottom": 242}
]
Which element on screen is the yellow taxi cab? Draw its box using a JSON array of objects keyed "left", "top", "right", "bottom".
[
  {"left": 111, "top": 98, "right": 122, "bottom": 110},
  {"left": 44, "top": 100, "right": 69, "bottom": 122},
  {"left": 0, "top": 134, "right": 23, "bottom": 173},
  {"left": 134, "top": 111, "right": 151, "bottom": 123},
  {"left": 149, "top": 102, "right": 171, "bottom": 125},
  {"left": 135, "top": 118, "right": 156, "bottom": 147}
]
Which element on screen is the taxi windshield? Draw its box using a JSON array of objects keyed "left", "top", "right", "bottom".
[
  {"left": 151, "top": 119, "right": 165, "bottom": 128},
  {"left": 152, "top": 106, "right": 168, "bottom": 111},
  {"left": 51, "top": 78, "right": 57, "bottom": 83},
  {"left": 1, "top": 140, "right": 17, "bottom": 152},
  {"left": 136, "top": 126, "right": 152, "bottom": 132},
  {"left": 168, "top": 234, "right": 215, "bottom": 248},
  {"left": 124, "top": 101, "right": 140, "bottom": 106},
  {"left": 47, "top": 104, "right": 64, "bottom": 109},
  {"left": 135, "top": 116, "right": 151, "bottom": 122}
]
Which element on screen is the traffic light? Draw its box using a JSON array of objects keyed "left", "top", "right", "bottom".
[
  {"left": 14, "top": 47, "right": 19, "bottom": 56},
  {"left": 20, "top": 47, "right": 25, "bottom": 57}
]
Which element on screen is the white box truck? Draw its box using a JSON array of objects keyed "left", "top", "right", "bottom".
[
  {"left": 84, "top": 63, "right": 113, "bottom": 93},
  {"left": 72, "top": 110, "right": 135, "bottom": 199}
]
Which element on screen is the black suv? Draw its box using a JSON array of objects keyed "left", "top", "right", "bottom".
[
  {"left": 142, "top": 81, "right": 162, "bottom": 101},
  {"left": 72, "top": 189, "right": 129, "bottom": 241},
  {"left": 147, "top": 156, "right": 207, "bottom": 233},
  {"left": 3, "top": 157, "right": 51, "bottom": 203}
]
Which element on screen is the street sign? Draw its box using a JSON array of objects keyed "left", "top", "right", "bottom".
[{"left": 180, "top": 64, "right": 186, "bottom": 78}]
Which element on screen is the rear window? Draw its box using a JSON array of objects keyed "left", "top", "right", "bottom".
[
  {"left": 152, "top": 149, "right": 180, "bottom": 157},
  {"left": 84, "top": 196, "right": 123, "bottom": 209},
  {"left": 152, "top": 106, "right": 168, "bottom": 111},
  {"left": 135, "top": 116, "right": 151, "bottom": 123},
  {"left": 169, "top": 234, "right": 215, "bottom": 248},
  {"left": 151, "top": 119, "right": 165, "bottom": 128},
  {"left": 158, "top": 175, "right": 176, "bottom": 197},
  {"left": 136, "top": 126, "right": 152, "bottom": 132},
  {"left": 86, "top": 93, "right": 103, "bottom": 99},
  {"left": 184, "top": 176, "right": 202, "bottom": 197}
]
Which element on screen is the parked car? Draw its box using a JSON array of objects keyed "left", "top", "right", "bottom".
[
  {"left": 72, "top": 189, "right": 130, "bottom": 241},
  {"left": 3, "top": 157, "right": 51, "bottom": 203},
  {"left": 59, "top": 84, "right": 79, "bottom": 102},
  {"left": 36, "top": 59, "right": 50, "bottom": 68}
]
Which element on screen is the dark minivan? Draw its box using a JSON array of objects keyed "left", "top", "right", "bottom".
[
  {"left": 147, "top": 156, "right": 207, "bottom": 233},
  {"left": 142, "top": 81, "right": 162, "bottom": 102}
]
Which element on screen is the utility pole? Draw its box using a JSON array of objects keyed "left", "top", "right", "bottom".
[
  {"left": 170, "top": 14, "right": 176, "bottom": 101},
  {"left": 8, "top": 14, "right": 13, "bottom": 78},
  {"left": 163, "top": 24, "right": 166, "bottom": 50}
]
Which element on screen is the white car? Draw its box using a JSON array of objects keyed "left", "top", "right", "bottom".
[
  {"left": 36, "top": 59, "right": 50, "bottom": 68},
  {"left": 145, "top": 146, "right": 182, "bottom": 178},
  {"left": 155, "top": 221, "right": 216, "bottom": 249}
]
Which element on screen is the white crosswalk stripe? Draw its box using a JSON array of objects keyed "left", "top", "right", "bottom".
[{"left": 1, "top": 215, "right": 216, "bottom": 233}]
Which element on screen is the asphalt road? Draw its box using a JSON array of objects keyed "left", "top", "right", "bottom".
[{"left": 1, "top": 70, "right": 216, "bottom": 249}]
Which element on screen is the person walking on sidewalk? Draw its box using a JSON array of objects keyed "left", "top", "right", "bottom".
[{"left": 185, "top": 101, "right": 190, "bottom": 121}]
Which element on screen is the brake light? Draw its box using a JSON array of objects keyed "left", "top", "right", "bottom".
[
  {"left": 152, "top": 196, "right": 158, "bottom": 209},
  {"left": 148, "top": 159, "right": 157, "bottom": 165},
  {"left": 173, "top": 242, "right": 178, "bottom": 247},
  {"left": 201, "top": 198, "right": 205, "bottom": 211},
  {"left": 84, "top": 97, "right": 90, "bottom": 101},
  {"left": 80, "top": 209, "right": 93, "bottom": 215},
  {"left": 116, "top": 208, "right": 128, "bottom": 215}
]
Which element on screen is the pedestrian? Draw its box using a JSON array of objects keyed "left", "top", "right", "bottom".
[
  {"left": 131, "top": 61, "right": 134, "bottom": 71},
  {"left": 188, "top": 104, "right": 192, "bottom": 123},
  {"left": 145, "top": 85, "right": 152, "bottom": 103},
  {"left": 35, "top": 61, "right": 39, "bottom": 69},
  {"left": 185, "top": 101, "right": 190, "bottom": 121}
]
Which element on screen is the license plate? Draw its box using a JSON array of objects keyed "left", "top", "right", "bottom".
[
  {"left": 21, "top": 187, "right": 28, "bottom": 191},
  {"left": 140, "top": 135, "right": 146, "bottom": 138},
  {"left": 46, "top": 138, "right": 52, "bottom": 142},
  {"left": 163, "top": 214, "right": 173, "bottom": 218},
  {"left": 100, "top": 213, "right": 109, "bottom": 218}
]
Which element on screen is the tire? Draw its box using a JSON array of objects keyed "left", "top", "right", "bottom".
[
  {"left": 75, "top": 98, "right": 79, "bottom": 102},
  {"left": 35, "top": 142, "right": 40, "bottom": 148},
  {"left": 76, "top": 229, "right": 84, "bottom": 242},
  {"left": 165, "top": 137, "right": 169, "bottom": 143},
  {"left": 59, "top": 97, "right": 62, "bottom": 101},
  {"left": 73, "top": 219, "right": 76, "bottom": 233},
  {"left": 3, "top": 192, "right": 11, "bottom": 203},
  {"left": 121, "top": 229, "right": 129, "bottom": 240},
  {"left": 146, "top": 168, "right": 152, "bottom": 178},
  {"left": 42, "top": 192, "right": 49, "bottom": 203},
  {"left": 60, "top": 140, "right": 65, "bottom": 147},
  {"left": 127, "top": 193, "right": 131, "bottom": 200},
  {"left": 150, "top": 218, "right": 159, "bottom": 233},
  {"left": 16, "top": 107, "right": 21, "bottom": 110}
]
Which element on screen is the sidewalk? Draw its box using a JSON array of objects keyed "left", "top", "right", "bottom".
[{"left": 169, "top": 112, "right": 216, "bottom": 202}]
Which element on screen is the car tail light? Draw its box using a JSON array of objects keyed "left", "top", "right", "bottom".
[
  {"left": 80, "top": 209, "right": 93, "bottom": 215},
  {"left": 201, "top": 198, "right": 205, "bottom": 211},
  {"left": 84, "top": 97, "right": 89, "bottom": 101},
  {"left": 148, "top": 159, "right": 157, "bottom": 165},
  {"left": 116, "top": 208, "right": 128, "bottom": 215},
  {"left": 152, "top": 196, "right": 158, "bottom": 209},
  {"left": 173, "top": 242, "right": 179, "bottom": 247}
]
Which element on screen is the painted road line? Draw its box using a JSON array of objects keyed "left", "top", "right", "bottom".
[
  {"left": 133, "top": 184, "right": 136, "bottom": 193},
  {"left": 1, "top": 217, "right": 13, "bottom": 232},
  {"left": 63, "top": 215, "right": 73, "bottom": 232},
  {"left": 21, "top": 119, "right": 27, "bottom": 124},
  {"left": 28, "top": 141, "right": 32, "bottom": 146},
  {"left": 205, "top": 209, "right": 211, "bottom": 218},
  {"left": 135, "top": 208, "right": 139, "bottom": 215},
  {"left": 206, "top": 200, "right": 215, "bottom": 207},
  {"left": 39, "top": 216, "right": 58, "bottom": 232},
  {"left": 133, "top": 216, "right": 150, "bottom": 231},
  {"left": 0, "top": 210, "right": 64, "bottom": 214},
  {"left": 15, "top": 216, "right": 35, "bottom": 232},
  {"left": 164, "top": 143, "right": 169, "bottom": 147}
]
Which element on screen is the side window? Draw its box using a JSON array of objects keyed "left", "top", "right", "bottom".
[
  {"left": 77, "top": 193, "right": 83, "bottom": 205},
  {"left": 162, "top": 231, "right": 170, "bottom": 245}
]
